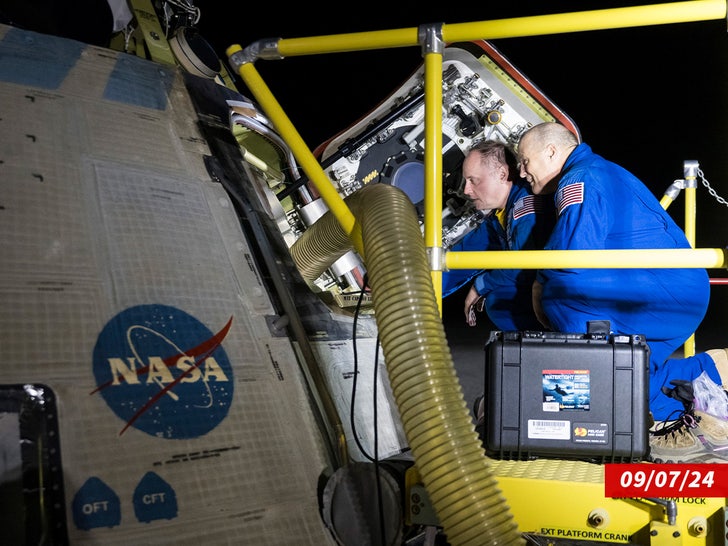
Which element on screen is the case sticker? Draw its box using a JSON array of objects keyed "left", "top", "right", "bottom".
[
  {"left": 572, "top": 422, "right": 608, "bottom": 444},
  {"left": 528, "top": 419, "right": 570, "bottom": 440},
  {"left": 542, "top": 369, "right": 590, "bottom": 411}
]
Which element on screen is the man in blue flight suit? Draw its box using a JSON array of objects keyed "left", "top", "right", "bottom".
[
  {"left": 443, "top": 140, "right": 556, "bottom": 332},
  {"left": 517, "top": 121, "right": 728, "bottom": 462}
]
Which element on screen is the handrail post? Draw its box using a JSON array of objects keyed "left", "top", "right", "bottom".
[
  {"left": 419, "top": 24, "right": 445, "bottom": 314},
  {"left": 683, "top": 159, "right": 700, "bottom": 357}
]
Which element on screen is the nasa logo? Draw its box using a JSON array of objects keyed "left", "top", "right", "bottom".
[{"left": 91, "top": 304, "right": 234, "bottom": 439}]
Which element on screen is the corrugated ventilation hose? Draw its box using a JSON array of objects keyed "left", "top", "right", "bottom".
[{"left": 290, "top": 183, "right": 524, "bottom": 545}]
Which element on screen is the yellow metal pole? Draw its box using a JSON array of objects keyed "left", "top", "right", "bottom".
[
  {"left": 277, "top": 28, "right": 419, "bottom": 56},
  {"left": 263, "top": 1, "right": 725, "bottom": 60},
  {"left": 226, "top": 45, "right": 364, "bottom": 256},
  {"left": 422, "top": 28, "right": 445, "bottom": 313},
  {"left": 447, "top": 248, "right": 727, "bottom": 270},
  {"left": 684, "top": 185, "right": 698, "bottom": 247},
  {"left": 441, "top": 0, "right": 726, "bottom": 42},
  {"left": 684, "top": 165, "right": 699, "bottom": 356},
  {"left": 659, "top": 194, "right": 674, "bottom": 209}
]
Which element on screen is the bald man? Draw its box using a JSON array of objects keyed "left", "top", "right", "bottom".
[{"left": 517, "top": 122, "right": 726, "bottom": 462}]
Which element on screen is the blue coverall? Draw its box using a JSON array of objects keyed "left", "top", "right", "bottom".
[
  {"left": 443, "top": 179, "right": 556, "bottom": 331},
  {"left": 538, "top": 143, "right": 712, "bottom": 421}
]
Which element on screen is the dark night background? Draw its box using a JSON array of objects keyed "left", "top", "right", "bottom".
[{"left": 2, "top": 1, "right": 727, "bottom": 348}]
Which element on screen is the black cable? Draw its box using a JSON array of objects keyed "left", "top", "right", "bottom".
[
  {"left": 348, "top": 275, "right": 388, "bottom": 545},
  {"left": 350, "top": 276, "right": 375, "bottom": 462}
]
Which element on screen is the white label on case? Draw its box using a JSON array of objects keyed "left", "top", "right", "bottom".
[{"left": 528, "top": 419, "right": 570, "bottom": 440}]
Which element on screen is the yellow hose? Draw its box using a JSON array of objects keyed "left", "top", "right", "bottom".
[{"left": 290, "top": 183, "right": 524, "bottom": 545}]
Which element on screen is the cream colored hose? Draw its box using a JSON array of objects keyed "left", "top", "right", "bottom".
[{"left": 291, "top": 183, "right": 523, "bottom": 545}]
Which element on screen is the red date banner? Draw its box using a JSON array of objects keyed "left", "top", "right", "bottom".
[{"left": 605, "top": 464, "right": 728, "bottom": 497}]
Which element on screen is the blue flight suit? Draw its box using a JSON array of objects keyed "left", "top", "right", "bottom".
[
  {"left": 538, "top": 143, "right": 711, "bottom": 420},
  {"left": 443, "top": 179, "right": 556, "bottom": 331}
]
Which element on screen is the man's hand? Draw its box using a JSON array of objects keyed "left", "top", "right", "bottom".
[
  {"left": 464, "top": 285, "right": 485, "bottom": 326},
  {"left": 532, "top": 280, "right": 552, "bottom": 330}
]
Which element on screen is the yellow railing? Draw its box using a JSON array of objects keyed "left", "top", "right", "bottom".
[
  {"left": 226, "top": 0, "right": 728, "bottom": 319},
  {"left": 660, "top": 161, "right": 700, "bottom": 355}
]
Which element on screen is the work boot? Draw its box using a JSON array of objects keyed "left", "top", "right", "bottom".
[
  {"left": 707, "top": 348, "right": 728, "bottom": 387},
  {"left": 650, "top": 378, "right": 728, "bottom": 463},
  {"left": 693, "top": 349, "right": 728, "bottom": 444},
  {"left": 649, "top": 413, "right": 707, "bottom": 463},
  {"left": 693, "top": 410, "right": 728, "bottom": 448}
]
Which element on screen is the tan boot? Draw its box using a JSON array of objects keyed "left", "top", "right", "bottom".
[
  {"left": 649, "top": 417, "right": 707, "bottom": 463},
  {"left": 694, "top": 410, "right": 728, "bottom": 447},
  {"left": 707, "top": 348, "right": 728, "bottom": 387}
]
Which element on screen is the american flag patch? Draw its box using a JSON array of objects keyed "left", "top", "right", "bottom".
[
  {"left": 512, "top": 195, "right": 538, "bottom": 220},
  {"left": 556, "top": 182, "right": 584, "bottom": 215}
]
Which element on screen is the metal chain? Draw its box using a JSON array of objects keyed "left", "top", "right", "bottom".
[{"left": 698, "top": 167, "right": 728, "bottom": 207}]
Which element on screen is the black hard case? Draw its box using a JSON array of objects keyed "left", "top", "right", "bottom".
[{"left": 483, "top": 330, "right": 650, "bottom": 462}]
